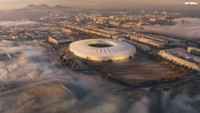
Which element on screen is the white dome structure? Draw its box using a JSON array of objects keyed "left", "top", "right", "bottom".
[{"left": 69, "top": 39, "right": 136, "bottom": 61}]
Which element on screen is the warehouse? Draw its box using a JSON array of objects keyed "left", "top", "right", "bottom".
[
  {"left": 48, "top": 35, "right": 74, "bottom": 45},
  {"left": 158, "top": 48, "right": 200, "bottom": 71}
]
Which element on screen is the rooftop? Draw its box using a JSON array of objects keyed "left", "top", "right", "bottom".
[{"left": 50, "top": 35, "right": 74, "bottom": 40}]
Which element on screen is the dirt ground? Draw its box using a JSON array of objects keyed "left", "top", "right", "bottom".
[{"left": 87, "top": 51, "right": 179, "bottom": 81}]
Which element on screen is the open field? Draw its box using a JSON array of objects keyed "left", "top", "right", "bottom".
[{"left": 84, "top": 51, "right": 189, "bottom": 82}]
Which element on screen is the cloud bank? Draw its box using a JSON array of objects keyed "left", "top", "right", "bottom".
[
  {"left": 135, "top": 17, "right": 200, "bottom": 40},
  {"left": 0, "top": 21, "right": 40, "bottom": 26}
]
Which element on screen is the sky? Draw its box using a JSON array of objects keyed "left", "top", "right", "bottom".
[{"left": 0, "top": 0, "right": 199, "bottom": 10}]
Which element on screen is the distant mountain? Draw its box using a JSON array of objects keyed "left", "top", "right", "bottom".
[
  {"left": 0, "top": 4, "right": 74, "bottom": 20},
  {"left": 26, "top": 4, "right": 51, "bottom": 9},
  {"left": 55, "top": 5, "right": 70, "bottom": 9},
  {"left": 16, "top": 4, "right": 71, "bottom": 11}
]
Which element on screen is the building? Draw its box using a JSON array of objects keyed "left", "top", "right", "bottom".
[
  {"left": 130, "top": 35, "right": 165, "bottom": 48},
  {"left": 62, "top": 28, "right": 72, "bottom": 34},
  {"left": 112, "top": 34, "right": 124, "bottom": 40},
  {"left": 158, "top": 48, "right": 200, "bottom": 71},
  {"left": 187, "top": 47, "right": 200, "bottom": 56},
  {"left": 122, "top": 39, "right": 151, "bottom": 52},
  {"left": 69, "top": 39, "right": 136, "bottom": 61},
  {"left": 48, "top": 36, "right": 74, "bottom": 45}
]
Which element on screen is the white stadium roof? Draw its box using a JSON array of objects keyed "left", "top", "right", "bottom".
[{"left": 69, "top": 39, "right": 136, "bottom": 61}]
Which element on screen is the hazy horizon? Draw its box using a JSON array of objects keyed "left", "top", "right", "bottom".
[{"left": 0, "top": 0, "right": 200, "bottom": 10}]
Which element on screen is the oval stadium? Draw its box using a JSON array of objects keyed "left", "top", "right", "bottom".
[{"left": 69, "top": 39, "right": 136, "bottom": 61}]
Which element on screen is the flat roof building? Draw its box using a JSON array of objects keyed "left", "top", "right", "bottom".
[
  {"left": 48, "top": 35, "right": 74, "bottom": 45},
  {"left": 158, "top": 48, "right": 200, "bottom": 71},
  {"left": 187, "top": 47, "right": 200, "bottom": 56}
]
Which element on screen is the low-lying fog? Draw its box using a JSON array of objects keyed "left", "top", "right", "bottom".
[
  {"left": 0, "top": 40, "right": 199, "bottom": 113},
  {"left": 135, "top": 17, "right": 200, "bottom": 40},
  {"left": 0, "top": 21, "right": 40, "bottom": 27},
  {"left": 0, "top": 10, "right": 48, "bottom": 20}
]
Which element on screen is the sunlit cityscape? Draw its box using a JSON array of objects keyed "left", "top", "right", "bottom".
[{"left": 0, "top": 1, "right": 200, "bottom": 113}]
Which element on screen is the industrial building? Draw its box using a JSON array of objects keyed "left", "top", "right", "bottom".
[
  {"left": 69, "top": 39, "right": 136, "bottom": 61},
  {"left": 158, "top": 48, "right": 200, "bottom": 71},
  {"left": 129, "top": 34, "right": 165, "bottom": 48},
  {"left": 187, "top": 47, "right": 200, "bottom": 56},
  {"left": 67, "top": 25, "right": 117, "bottom": 38},
  {"left": 122, "top": 38, "right": 151, "bottom": 52},
  {"left": 48, "top": 35, "right": 74, "bottom": 45}
]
